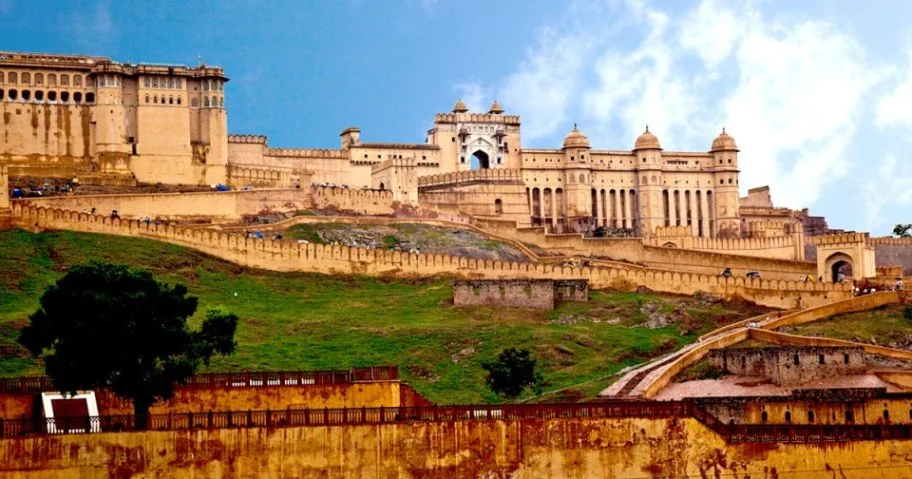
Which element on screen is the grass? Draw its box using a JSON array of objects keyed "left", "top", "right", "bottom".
[
  {"left": 785, "top": 304, "right": 912, "bottom": 345},
  {"left": 0, "top": 228, "right": 769, "bottom": 404}
]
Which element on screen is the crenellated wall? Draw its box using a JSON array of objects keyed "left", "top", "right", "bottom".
[{"left": 10, "top": 204, "right": 853, "bottom": 309}]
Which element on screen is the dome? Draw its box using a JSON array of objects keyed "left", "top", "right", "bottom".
[
  {"left": 562, "top": 125, "right": 590, "bottom": 149},
  {"left": 711, "top": 128, "right": 739, "bottom": 152},
  {"left": 633, "top": 126, "right": 662, "bottom": 150},
  {"left": 488, "top": 100, "right": 504, "bottom": 114},
  {"left": 452, "top": 99, "right": 468, "bottom": 113}
]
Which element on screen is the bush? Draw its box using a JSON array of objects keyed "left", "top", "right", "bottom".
[
  {"left": 482, "top": 347, "right": 542, "bottom": 399},
  {"left": 903, "top": 306, "right": 912, "bottom": 322}
]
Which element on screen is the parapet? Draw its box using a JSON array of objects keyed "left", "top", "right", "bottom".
[
  {"left": 418, "top": 169, "right": 523, "bottom": 188},
  {"left": 433, "top": 113, "right": 521, "bottom": 126},
  {"left": 810, "top": 232, "right": 870, "bottom": 246},
  {"left": 371, "top": 158, "right": 416, "bottom": 173},
  {"left": 228, "top": 134, "right": 268, "bottom": 145}
]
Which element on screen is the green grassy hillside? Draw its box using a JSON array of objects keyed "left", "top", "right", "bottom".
[{"left": 0, "top": 229, "right": 768, "bottom": 404}]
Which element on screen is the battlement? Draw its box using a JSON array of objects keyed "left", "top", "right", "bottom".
[
  {"left": 371, "top": 158, "right": 415, "bottom": 173},
  {"left": 808, "top": 232, "right": 870, "bottom": 246},
  {"left": 867, "top": 236, "right": 912, "bottom": 246},
  {"left": 0, "top": 51, "right": 108, "bottom": 69},
  {"left": 649, "top": 226, "right": 690, "bottom": 238},
  {"left": 434, "top": 113, "right": 521, "bottom": 125},
  {"left": 228, "top": 134, "right": 268, "bottom": 144},
  {"left": 418, "top": 168, "right": 523, "bottom": 188},
  {"left": 10, "top": 204, "right": 853, "bottom": 309},
  {"left": 266, "top": 148, "right": 348, "bottom": 159},
  {"left": 357, "top": 142, "right": 439, "bottom": 151}
]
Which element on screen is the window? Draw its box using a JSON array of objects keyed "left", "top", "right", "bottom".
[
  {"left": 21, "top": 90, "right": 30, "bottom": 101},
  {"left": 35, "top": 73, "right": 43, "bottom": 85},
  {"left": 74, "top": 92, "right": 82, "bottom": 103},
  {"left": 884, "top": 409, "right": 890, "bottom": 422},
  {"left": 793, "top": 354, "right": 799, "bottom": 366},
  {"left": 145, "top": 95, "right": 150, "bottom": 104},
  {"left": 176, "top": 97, "right": 182, "bottom": 105},
  {"left": 844, "top": 354, "right": 849, "bottom": 364},
  {"left": 8, "top": 89, "right": 16, "bottom": 100},
  {"left": 784, "top": 411, "right": 791, "bottom": 423},
  {"left": 168, "top": 78, "right": 174, "bottom": 88},
  {"left": 807, "top": 410, "right": 815, "bottom": 423},
  {"left": 61, "top": 91, "right": 69, "bottom": 103},
  {"left": 0, "top": 72, "right": 4, "bottom": 83},
  {"left": 61, "top": 74, "right": 69, "bottom": 86},
  {"left": 21, "top": 72, "right": 30, "bottom": 84},
  {"left": 203, "top": 97, "right": 210, "bottom": 107},
  {"left": 845, "top": 410, "right": 854, "bottom": 423},
  {"left": 169, "top": 96, "right": 174, "bottom": 105},
  {"left": 219, "top": 97, "right": 224, "bottom": 107},
  {"left": 760, "top": 411, "right": 768, "bottom": 422},
  {"left": 8, "top": 72, "right": 17, "bottom": 84},
  {"left": 144, "top": 77, "right": 150, "bottom": 87},
  {"left": 818, "top": 354, "right": 824, "bottom": 364},
  {"left": 153, "top": 95, "right": 158, "bottom": 104},
  {"left": 73, "top": 75, "right": 82, "bottom": 87},
  {"left": 176, "top": 78, "right": 182, "bottom": 89},
  {"left": 48, "top": 91, "right": 57, "bottom": 102},
  {"left": 494, "top": 199, "right": 503, "bottom": 214},
  {"left": 191, "top": 98, "right": 199, "bottom": 108},
  {"left": 48, "top": 74, "right": 57, "bottom": 87},
  {"left": 35, "top": 90, "right": 44, "bottom": 102},
  {"left": 0, "top": 89, "right": 3, "bottom": 101},
  {"left": 86, "top": 92, "right": 95, "bottom": 103}
]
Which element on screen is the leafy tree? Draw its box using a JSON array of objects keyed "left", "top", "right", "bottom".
[
  {"left": 18, "top": 263, "right": 238, "bottom": 428},
  {"left": 894, "top": 224, "right": 912, "bottom": 238},
  {"left": 904, "top": 306, "right": 912, "bottom": 322},
  {"left": 482, "top": 347, "right": 542, "bottom": 398}
]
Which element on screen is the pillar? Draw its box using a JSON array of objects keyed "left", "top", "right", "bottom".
[
  {"left": 669, "top": 190, "right": 677, "bottom": 229},
  {"left": 700, "top": 191, "right": 710, "bottom": 239},
  {"left": 624, "top": 190, "right": 633, "bottom": 230}
]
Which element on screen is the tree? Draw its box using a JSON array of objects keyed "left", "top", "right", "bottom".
[
  {"left": 894, "top": 224, "right": 912, "bottom": 238},
  {"left": 482, "top": 347, "right": 542, "bottom": 398},
  {"left": 18, "top": 263, "right": 238, "bottom": 428}
]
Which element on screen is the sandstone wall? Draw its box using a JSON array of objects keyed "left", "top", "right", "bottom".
[
  {"left": 10, "top": 205, "right": 855, "bottom": 309},
  {"left": 4, "top": 416, "right": 912, "bottom": 478},
  {"left": 13, "top": 185, "right": 395, "bottom": 220},
  {"left": 453, "top": 279, "right": 556, "bottom": 309}
]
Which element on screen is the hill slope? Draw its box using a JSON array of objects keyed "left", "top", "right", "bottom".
[{"left": 0, "top": 229, "right": 769, "bottom": 403}]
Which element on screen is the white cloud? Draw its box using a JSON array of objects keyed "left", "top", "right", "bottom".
[
  {"left": 863, "top": 154, "right": 912, "bottom": 231},
  {"left": 491, "top": 0, "right": 883, "bottom": 210},
  {"left": 876, "top": 41, "right": 912, "bottom": 130}
]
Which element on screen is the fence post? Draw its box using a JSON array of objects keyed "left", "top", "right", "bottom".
[
  {"left": 247, "top": 409, "right": 252, "bottom": 427},
  {"left": 207, "top": 411, "right": 213, "bottom": 429},
  {"left": 266, "top": 409, "right": 272, "bottom": 428}
]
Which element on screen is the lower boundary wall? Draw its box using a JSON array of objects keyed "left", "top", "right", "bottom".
[
  {"left": 4, "top": 416, "right": 912, "bottom": 478},
  {"left": 10, "top": 205, "right": 853, "bottom": 309}
]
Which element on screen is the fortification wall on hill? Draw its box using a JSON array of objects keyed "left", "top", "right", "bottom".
[
  {"left": 13, "top": 186, "right": 395, "bottom": 220},
  {"left": 644, "top": 233, "right": 801, "bottom": 261},
  {"left": 3, "top": 416, "right": 912, "bottom": 478},
  {"left": 472, "top": 217, "right": 818, "bottom": 281},
  {"left": 10, "top": 205, "right": 852, "bottom": 309}
]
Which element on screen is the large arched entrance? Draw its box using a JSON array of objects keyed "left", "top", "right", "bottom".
[
  {"left": 470, "top": 150, "right": 490, "bottom": 170},
  {"left": 824, "top": 252, "right": 854, "bottom": 283}
]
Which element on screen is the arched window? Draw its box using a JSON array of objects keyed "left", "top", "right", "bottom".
[
  {"left": 203, "top": 97, "right": 210, "bottom": 107},
  {"left": 203, "top": 81, "right": 209, "bottom": 91},
  {"left": 177, "top": 96, "right": 182, "bottom": 105},
  {"left": 0, "top": 72, "right": 4, "bottom": 83},
  {"left": 807, "top": 410, "right": 815, "bottom": 423},
  {"left": 74, "top": 92, "right": 82, "bottom": 103},
  {"left": 191, "top": 98, "right": 199, "bottom": 108},
  {"left": 48, "top": 74, "right": 57, "bottom": 87},
  {"left": 152, "top": 77, "right": 158, "bottom": 88},
  {"left": 21, "top": 72, "right": 30, "bottom": 85},
  {"left": 73, "top": 75, "right": 82, "bottom": 87},
  {"left": 168, "top": 78, "right": 174, "bottom": 88},
  {"left": 176, "top": 78, "right": 182, "bottom": 89},
  {"left": 219, "top": 97, "right": 224, "bottom": 107},
  {"left": 61, "top": 91, "right": 69, "bottom": 103},
  {"left": 21, "top": 89, "right": 30, "bottom": 101},
  {"left": 85, "top": 92, "right": 95, "bottom": 103},
  {"left": 760, "top": 411, "right": 768, "bottom": 422},
  {"left": 35, "top": 90, "right": 44, "bottom": 102},
  {"left": 153, "top": 95, "right": 158, "bottom": 104},
  {"left": 0, "top": 89, "right": 4, "bottom": 101},
  {"left": 168, "top": 96, "right": 174, "bottom": 105},
  {"left": 143, "top": 77, "right": 150, "bottom": 87},
  {"left": 579, "top": 174, "right": 585, "bottom": 183},
  {"left": 845, "top": 410, "right": 854, "bottom": 423},
  {"left": 784, "top": 411, "right": 791, "bottom": 423},
  {"left": 8, "top": 72, "right": 17, "bottom": 84},
  {"left": 34, "top": 73, "right": 43, "bottom": 85},
  {"left": 60, "top": 74, "right": 69, "bottom": 86},
  {"left": 49, "top": 91, "right": 57, "bottom": 102},
  {"left": 884, "top": 409, "right": 890, "bottom": 422},
  {"left": 494, "top": 199, "right": 503, "bottom": 214},
  {"left": 8, "top": 89, "right": 17, "bottom": 100},
  {"left": 145, "top": 95, "right": 150, "bottom": 104}
]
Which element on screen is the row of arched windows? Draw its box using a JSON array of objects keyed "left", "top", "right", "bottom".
[
  {"left": 0, "top": 71, "right": 84, "bottom": 87},
  {"left": 145, "top": 95, "right": 183, "bottom": 105},
  {"left": 759, "top": 408, "right": 901, "bottom": 424},
  {"left": 201, "top": 79, "right": 224, "bottom": 92},
  {"left": 143, "top": 77, "right": 183, "bottom": 89},
  {"left": 0, "top": 89, "right": 94, "bottom": 104}
]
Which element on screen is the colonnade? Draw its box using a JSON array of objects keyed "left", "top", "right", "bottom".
[
  {"left": 662, "top": 189, "right": 714, "bottom": 238},
  {"left": 589, "top": 188, "right": 637, "bottom": 230}
]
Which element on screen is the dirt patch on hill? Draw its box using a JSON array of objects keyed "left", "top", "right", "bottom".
[{"left": 282, "top": 223, "right": 530, "bottom": 263}]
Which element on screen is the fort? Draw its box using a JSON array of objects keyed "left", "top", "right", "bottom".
[{"left": 4, "top": 50, "right": 912, "bottom": 477}]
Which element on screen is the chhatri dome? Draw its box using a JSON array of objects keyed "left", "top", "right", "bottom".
[
  {"left": 452, "top": 99, "right": 469, "bottom": 113},
  {"left": 562, "top": 124, "right": 591, "bottom": 149},
  {"left": 711, "top": 128, "right": 739, "bottom": 151},
  {"left": 633, "top": 126, "right": 662, "bottom": 150},
  {"left": 488, "top": 100, "right": 504, "bottom": 114}
]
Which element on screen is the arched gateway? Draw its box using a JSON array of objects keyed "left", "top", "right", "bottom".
[{"left": 815, "top": 233, "right": 876, "bottom": 283}]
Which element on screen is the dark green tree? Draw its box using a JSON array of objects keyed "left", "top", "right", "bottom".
[
  {"left": 482, "top": 347, "right": 542, "bottom": 399},
  {"left": 894, "top": 224, "right": 912, "bottom": 238},
  {"left": 18, "top": 263, "right": 239, "bottom": 428}
]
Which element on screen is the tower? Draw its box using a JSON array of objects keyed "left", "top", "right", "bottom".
[
  {"left": 561, "top": 125, "right": 593, "bottom": 232},
  {"left": 633, "top": 127, "right": 664, "bottom": 236},
  {"left": 711, "top": 128, "right": 740, "bottom": 237}
]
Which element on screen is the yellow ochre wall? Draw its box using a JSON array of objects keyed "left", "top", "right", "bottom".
[{"left": 2, "top": 417, "right": 912, "bottom": 478}]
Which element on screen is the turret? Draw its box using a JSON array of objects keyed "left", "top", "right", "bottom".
[
  {"left": 561, "top": 125, "right": 593, "bottom": 230},
  {"left": 340, "top": 127, "right": 361, "bottom": 149},
  {"left": 711, "top": 128, "right": 740, "bottom": 237},
  {"left": 633, "top": 126, "right": 663, "bottom": 236}
]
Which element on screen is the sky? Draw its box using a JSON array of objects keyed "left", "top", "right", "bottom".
[{"left": 1, "top": 0, "right": 910, "bottom": 234}]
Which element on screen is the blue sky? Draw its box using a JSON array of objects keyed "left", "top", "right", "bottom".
[{"left": 2, "top": 0, "right": 911, "bottom": 234}]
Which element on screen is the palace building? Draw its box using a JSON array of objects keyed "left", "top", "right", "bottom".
[{"left": 0, "top": 50, "right": 805, "bottom": 239}]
